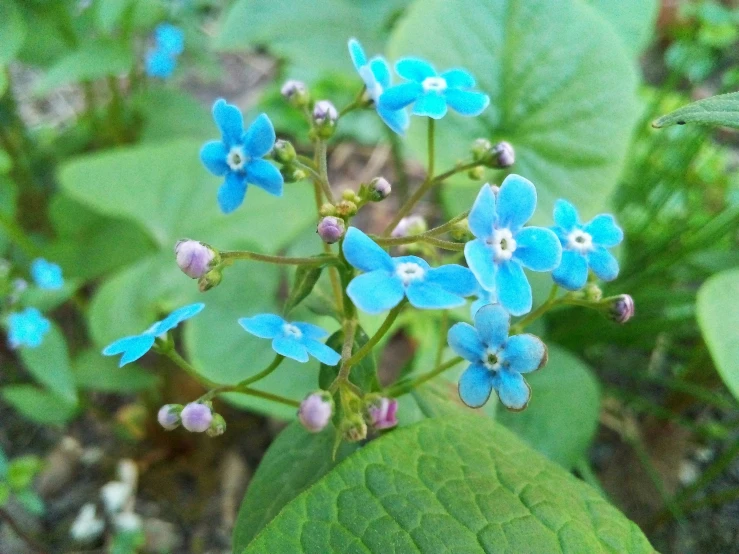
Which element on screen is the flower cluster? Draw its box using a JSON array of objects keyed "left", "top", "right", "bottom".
[{"left": 145, "top": 23, "right": 184, "bottom": 79}]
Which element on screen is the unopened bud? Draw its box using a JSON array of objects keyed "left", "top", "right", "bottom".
[
  {"left": 391, "top": 215, "right": 427, "bottom": 238},
  {"left": 335, "top": 200, "right": 357, "bottom": 217},
  {"left": 368, "top": 397, "right": 398, "bottom": 430},
  {"left": 281, "top": 79, "right": 308, "bottom": 106},
  {"left": 280, "top": 164, "right": 306, "bottom": 183},
  {"left": 449, "top": 220, "right": 472, "bottom": 242},
  {"left": 606, "top": 294, "right": 634, "bottom": 324},
  {"left": 341, "top": 189, "right": 356, "bottom": 201},
  {"left": 468, "top": 166, "right": 485, "bottom": 180},
  {"left": 298, "top": 391, "right": 334, "bottom": 433},
  {"left": 273, "top": 139, "right": 296, "bottom": 164},
  {"left": 206, "top": 413, "right": 227, "bottom": 437},
  {"left": 313, "top": 100, "right": 338, "bottom": 125},
  {"left": 175, "top": 239, "right": 218, "bottom": 279},
  {"left": 157, "top": 404, "right": 182, "bottom": 430},
  {"left": 180, "top": 402, "right": 212, "bottom": 432},
  {"left": 583, "top": 283, "right": 603, "bottom": 302},
  {"left": 491, "top": 141, "right": 515, "bottom": 168},
  {"left": 198, "top": 267, "right": 223, "bottom": 292},
  {"left": 368, "top": 177, "right": 391, "bottom": 201},
  {"left": 319, "top": 203, "right": 336, "bottom": 217},
  {"left": 471, "top": 138, "right": 492, "bottom": 161},
  {"left": 317, "top": 216, "right": 345, "bottom": 244},
  {"left": 341, "top": 416, "right": 367, "bottom": 442}
]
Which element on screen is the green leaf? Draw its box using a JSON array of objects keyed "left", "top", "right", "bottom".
[
  {"left": 497, "top": 343, "right": 601, "bottom": 469},
  {"left": 14, "top": 489, "right": 44, "bottom": 516},
  {"left": 319, "top": 327, "right": 380, "bottom": 393},
  {"left": 233, "top": 423, "right": 359, "bottom": 551},
  {"left": 18, "top": 323, "right": 77, "bottom": 403},
  {"left": 697, "top": 268, "right": 739, "bottom": 401},
  {"left": 243, "top": 415, "right": 653, "bottom": 553},
  {"left": 7, "top": 455, "right": 42, "bottom": 492},
  {"left": 0, "top": 446, "right": 8, "bottom": 479},
  {"left": 0, "top": 1, "right": 27, "bottom": 66},
  {"left": 96, "top": 0, "right": 134, "bottom": 33},
  {"left": 0, "top": 483, "right": 9, "bottom": 507},
  {"left": 388, "top": 0, "right": 639, "bottom": 224},
  {"left": 132, "top": 88, "right": 215, "bottom": 143},
  {"left": 652, "top": 92, "right": 739, "bottom": 129},
  {"left": 285, "top": 264, "right": 324, "bottom": 314},
  {"left": 73, "top": 349, "right": 159, "bottom": 393},
  {"left": 1, "top": 385, "right": 78, "bottom": 426},
  {"left": 583, "top": 0, "right": 658, "bottom": 55}
]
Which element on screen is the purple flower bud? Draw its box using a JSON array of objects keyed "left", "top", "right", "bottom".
[
  {"left": 281, "top": 80, "right": 308, "bottom": 105},
  {"left": 607, "top": 294, "right": 634, "bottom": 324},
  {"left": 368, "top": 398, "right": 398, "bottom": 430},
  {"left": 316, "top": 216, "right": 345, "bottom": 244},
  {"left": 298, "top": 392, "right": 333, "bottom": 433},
  {"left": 391, "top": 215, "right": 427, "bottom": 238},
  {"left": 313, "top": 100, "right": 338, "bottom": 126},
  {"left": 157, "top": 404, "right": 182, "bottom": 430},
  {"left": 368, "top": 177, "right": 391, "bottom": 201},
  {"left": 175, "top": 240, "right": 217, "bottom": 279},
  {"left": 492, "top": 141, "right": 515, "bottom": 168},
  {"left": 180, "top": 403, "right": 212, "bottom": 433}
]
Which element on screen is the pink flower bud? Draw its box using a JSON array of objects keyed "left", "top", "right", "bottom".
[
  {"left": 180, "top": 403, "right": 212, "bottom": 433},
  {"left": 157, "top": 404, "right": 182, "bottom": 430},
  {"left": 298, "top": 392, "right": 333, "bottom": 433},
  {"left": 175, "top": 240, "right": 216, "bottom": 279},
  {"left": 608, "top": 294, "right": 635, "bottom": 324},
  {"left": 391, "top": 215, "right": 427, "bottom": 238},
  {"left": 492, "top": 141, "right": 515, "bottom": 168},
  {"left": 368, "top": 398, "right": 398, "bottom": 430},
  {"left": 316, "top": 216, "right": 345, "bottom": 244},
  {"left": 368, "top": 177, "right": 391, "bottom": 201},
  {"left": 281, "top": 80, "right": 307, "bottom": 101},
  {"left": 313, "top": 100, "right": 338, "bottom": 126}
]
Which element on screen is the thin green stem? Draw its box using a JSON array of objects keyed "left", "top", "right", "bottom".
[
  {"left": 387, "top": 356, "right": 464, "bottom": 397},
  {"left": 220, "top": 250, "right": 336, "bottom": 266},
  {"left": 162, "top": 347, "right": 221, "bottom": 389},
  {"left": 418, "top": 236, "right": 464, "bottom": 251},
  {"left": 345, "top": 301, "right": 405, "bottom": 368},
  {"left": 339, "top": 87, "right": 367, "bottom": 118},
  {"left": 228, "top": 386, "right": 300, "bottom": 407},
  {"left": 315, "top": 140, "right": 335, "bottom": 203},
  {"left": 236, "top": 355, "right": 284, "bottom": 388},
  {"left": 511, "top": 284, "right": 559, "bottom": 333},
  {"left": 311, "top": 179, "right": 344, "bottom": 312},
  {"left": 329, "top": 317, "right": 358, "bottom": 393},
  {"left": 427, "top": 117, "right": 436, "bottom": 177},
  {"left": 435, "top": 311, "right": 449, "bottom": 367},
  {"left": 292, "top": 159, "right": 323, "bottom": 183},
  {"left": 373, "top": 210, "right": 470, "bottom": 247}
]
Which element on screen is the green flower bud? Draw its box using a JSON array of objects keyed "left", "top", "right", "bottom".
[
  {"left": 449, "top": 219, "right": 473, "bottom": 242},
  {"left": 471, "top": 138, "right": 492, "bottom": 162},
  {"left": 341, "top": 416, "right": 368, "bottom": 443},
  {"left": 335, "top": 200, "right": 358, "bottom": 217},
  {"left": 273, "top": 139, "right": 296, "bottom": 164},
  {"left": 583, "top": 283, "right": 603, "bottom": 302},
  {"left": 342, "top": 189, "right": 357, "bottom": 201},
  {"left": 206, "top": 413, "right": 227, "bottom": 437},
  {"left": 319, "top": 203, "right": 336, "bottom": 217},
  {"left": 313, "top": 100, "right": 338, "bottom": 139},
  {"left": 467, "top": 166, "right": 485, "bottom": 180},
  {"left": 367, "top": 177, "right": 391, "bottom": 201},
  {"left": 198, "top": 267, "right": 223, "bottom": 292}
]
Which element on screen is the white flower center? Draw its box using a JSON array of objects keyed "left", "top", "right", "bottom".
[
  {"left": 226, "top": 146, "right": 247, "bottom": 171},
  {"left": 487, "top": 228, "right": 517, "bottom": 262},
  {"left": 566, "top": 229, "right": 593, "bottom": 253},
  {"left": 482, "top": 348, "right": 502, "bottom": 371},
  {"left": 395, "top": 262, "right": 426, "bottom": 285},
  {"left": 422, "top": 76, "right": 447, "bottom": 93},
  {"left": 282, "top": 323, "right": 302, "bottom": 339}
]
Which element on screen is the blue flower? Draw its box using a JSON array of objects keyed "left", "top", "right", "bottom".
[
  {"left": 470, "top": 284, "right": 494, "bottom": 318},
  {"left": 343, "top": 227, "right": 477, "bottom": 314},
  {"left": 7, "top": 308, "right": 51, "bottom": 349},
  {"left": 550, "top": 200, "right": 624, "bottom": 290},
  {"left": 30, "top": 258, "right": 64, "bottom": 290},
  {"left": 200, "top": 99, "right": 283, "bottom": 214},
  {"left": 379, "top": 58, "right": 489, "bottom": 119},
  {"left": 238, "top": 314, "right": 340, "bottom": 365},
  {"left": 448, "top": 304, "right": 547, "bottom": 410},
  {"left": 146, "top": 48, "right": 177, "bottom": 78},
  {"left": 154, "top": 24, "right": 184, "bottom": 56},
  {"left": 465, "top": 177, "right": 562, "bottom": 316},
  {"left": 348, "top": 38, "right": 409, "bottom": 135},
  {"left": 102, "top": 303, "right": 205, "bottom": 367}
]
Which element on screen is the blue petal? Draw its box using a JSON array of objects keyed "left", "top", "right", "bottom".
[
  {"left": 272, "top": 337, "right": 309, "bottom": 363},
  {"left": 212, "top": 99, "right": 244, "bottom": 148},
  {"left": 347, "top": 270, "right": 404, "bottom": 314},
  {"left": 243, "top": 114, "right": 276, "bottom": 158},
  {"left": 395, "top": 58, "right": 437, "bottom": 81},
  {"left": 494, "top": 370, "right": 531, "bottom": 411},
  {"left": 474, "top": 304, "right": 509, "bottom": 348},
  {"left": 471, "top": 287, "right": 496, "bottom": 318},
  {"left": 379, "top": 82, "right": 423, "bottom": 111},
  {"left": 304, "top": 340, "right": 341, "bottom": 366},
  {"left": 293, "top": 322, "right": 329, "bottom": 341},
  {"left": 553, "top": 199, "right": 579, "bottom": 231},
  {"left": 464, "top": 239, "right": 496, "bottom": 291},
  {"left": 513, "top": 227, "right": 562, "bottom": 271},
  {"left": 342, "top": 227, "right": 394, "bottom": 272},
  {"left": 587, "top": 246, "right": 619, "bottom": 281},
  {"left": 348, "top": 38, "right": 366, "bottom": 71},
  {"left": 393, "top": 255, "right": 430, "bottom": 270},
  {"left": 155, "top": 24, "right": 184, "bottom": 55},
  {"left": 441, "top": 68, "right": 475, "bottom": 88},
  {"left": 31, "top": 259, "right": 64, "bottom": 289},
  {"left": 103, "top": 335, "right": 155, "bottom": 367},
  {"left": 585, "top": 214, "right": 623, "bottom": 248},
  {"left": 145, "top": 49, "right": 175, "bottom": 78},
  {"left": 552, "top": 250, "right": 588, "bottom": 290},
  {"left": 406, "top": 281, "right": 466, "bottom": 310},
  {"left": 369, "top": 57, "right": 391, "bottom": 88},
  {"left": 426, "top": 265, "right": 477, "bottom": 297},
  {"left": 458, "top": 363, "right": 494, "bottom": 408},
  {"left": 239, "top": 314, "right": 286, "bottom": 339},
  {"left": 245, "top": 159, "right": 283, "bottom": 196},
  {"left": 200, "top": 141, "right": 229, "bottom": 176},
  {"left": 468, "top": 185, "right": 496, "bottom": 240},
  {"left": 377, "top": 105, "right": 409, "bottom": 136},
  {"left": 153, "top": 303, "right": 206, "bottom": 334},
  {"left": 218, "top": 172, "right": 247, "bottom": 214},
  {"left": 496, "top": 174, "right": 537, "bottom": 232},
  {"left": 412, "top": 92, "right": 447, "bottom": 119},
  {"left": 444, "top": 89, "right": 489, "bottom": 117},
  {"left": 503, "top": 334, "right": 547, "bottom": 374},
  {"left": 497, "top": 261, "right": 532, "bottom": 316},
  {"left": 447, "top": 323, "right": 485, "bottom": 362}
]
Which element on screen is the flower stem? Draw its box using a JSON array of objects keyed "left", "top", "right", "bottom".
[
  {"left": 345, "top": 301, "right": 405, "bottom": 368},
  {"left": 373, "top": 210, "right": 470, "bottom": 246},
  {"left": 510, "top": 284, "right": 559, "bottom": 334},
  {"left": 387, "top": 356, "right": 464, "bottom": 397},
  {"left": 312, "top": 179, "right": 344, "bottom": 313},
  {"left": 315, "top": 140, "right": 335, "bottom": 203},
  {"left": 339, "top": 86, "right": 367, "bottom": 118},
  {"left": 162, "top": 347, "right": 221, "bottom": 389},
  {"left": 220, "top": 250, "right": 336, "bottom": 266},
  {"left": 236, "top": 355, "right": 284, "bottom": 388}
]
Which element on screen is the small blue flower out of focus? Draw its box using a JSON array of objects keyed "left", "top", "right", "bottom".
[
  {"left": 200, "top": 99, "right": 284, "bottom": 214},
  {"left": 7, "top": 308, "right": 51, "bottom": 349},
  {"left": 550, "top": 199, "right": 624, "bottom": 290},
  {"left": 448, "top": 304, "right": 547, "bottom": 410},
  {"left": 30, "top": 258, "right": 64, "bottom": 290},
  {"left": 348, "top": 38, "right": 409, "bottom": 135},
  {"left": 465, "top": 177, "right": 562, "bottom": 316},
  {"left": 103, "top": 303, "right": 205, "bottom": 367},
  {"left": 238, "top": 315, "right": 341, "bottom": 365},
  {"left": 343, "top": 227, "right": 477, "bottom": 314},
  {"left": 379, "top": 58, "right": 490, "bottom": 119},
  {"left": 146, "top": 23, "right": 185, "bottom": 78}
]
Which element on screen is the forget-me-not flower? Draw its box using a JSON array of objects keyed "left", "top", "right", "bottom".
[
  {"left": 239, "top": 314, "right": 340, "bottom": 365},
  {"left": 379, "top": 58, "right": 489, "bottom": 119},
  {"left": 465, "top": 177, "right": 562, "bottom": 316},
  {"left": 550, "top": 199, "right": 624, "bottom": 290},
  {"left": 343, "top": 227, "right": 477, "bottom": 314},
  {"left": 200, "top": 99, "right": 283, "bottom": 214},
  {"left": 348, "top": 38, "right": 409, "bottom": 135},
  {"left": 145, "top": 23, "right": 185, "bottom": 78},
  {"left": 7, "top": 308, "right": 51, "bottom": 349},
  {"left": 102, "top": 303, "right": 205, "bottom": 367},
  {"left": 470, "top": 284, "right": 494, "bottom": 318},
  {"left": 31, "top": 258, "right": 64, "bottom": 290},
  {"left": 448, "top": 304, "right": 547, "bottom": 411}
]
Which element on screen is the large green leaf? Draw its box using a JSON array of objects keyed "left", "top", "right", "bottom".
[
  {"left": 584, "top": 0, "right": 658, "bottom": 55},
  {"left": 388, "top": 0, "right": 639, "bottom": 224},
  {"left": 233, "top": 423, "right": 359, "bottom": 551},
  {"left": 244, "top": 415, "right": 653, "bottom": 553},
  {"left": 497, "top": 343, "right": 600, "bottom": 469},
  {"left": 18, "top": 323, "right": 76, "bottom": 403},
  {"left": 697, "top": 268, "right": 739, "bottom": 401},
  {"left": 0, "top": 1, "right": 26, "bottom": 66},
  {"left": 652, "top": 92, "right": 739, "bottom": 129},
  {"left": 1, "top": 385, "right": 78, "bottom": 426},
  {"left": 73, "top": 349, "right": 159, "bottom": 393}
]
